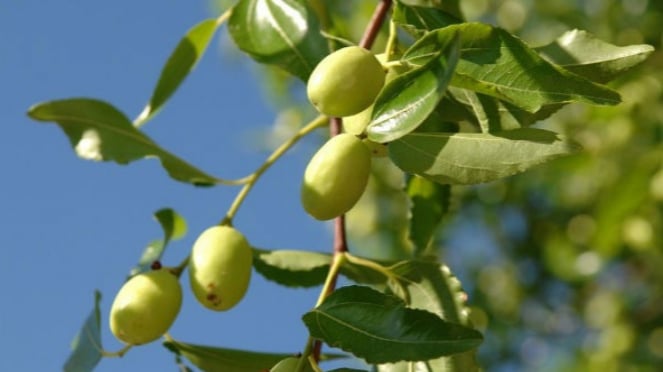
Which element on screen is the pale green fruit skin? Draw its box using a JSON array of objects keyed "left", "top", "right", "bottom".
[
  {"left": 307, "top": 46, "right": 386, "bottom": 117},
  {"left": 189, "top": 225, "right": 252, "bottom": 311},
  {"left": 110, "top": 269, "right": 182, "bottom": 345},
  {"left": 362, "top": 138, "right": 388, "bottom": 157},
  {"left": 301, "top": 133, "right": 372, "bottom": 220}
]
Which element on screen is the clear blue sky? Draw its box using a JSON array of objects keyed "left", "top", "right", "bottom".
[{"left": 1, "top": 1, "right": 359, "bottom": 370}]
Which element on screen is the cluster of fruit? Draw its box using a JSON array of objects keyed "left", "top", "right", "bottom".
[
  {"left": 109, "top": 225, "right": 252, "bottom": 345},
  {"left": 106, "top": 46, "right": 391, "bottom": 368},
  {"left": 302, "top": 46, "right": 391, "bottom": 220}
]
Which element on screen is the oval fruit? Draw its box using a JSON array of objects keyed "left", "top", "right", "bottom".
[
  {"left": 189, "top": 225, "right": 252, "bottom": 311},
  {"left": 301, "top": 133, "right": 372, "bottom": 220},
  {"left": 307, "top": 46, "right": 386, "bottom": 117},
  {"left": 343, "top": 104, "right": 373, "bottom": 136},
  {"left": 109, "top": 269, "right": 182, "bottom": 345}
]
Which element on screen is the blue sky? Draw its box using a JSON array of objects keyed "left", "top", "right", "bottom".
[{"left": 1, "top": 1, "right": 356, "bottom": 370}]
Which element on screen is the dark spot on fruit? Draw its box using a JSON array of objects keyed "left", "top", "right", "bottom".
[{"left": 151, "top": 261, "right": 162, "bottom": 270}]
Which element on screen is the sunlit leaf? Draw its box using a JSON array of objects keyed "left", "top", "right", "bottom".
[
  {"left": 134, "top": 19, "right": 221, "bottom": 126},
  {"left": 366, "top": 32, "right": 460, "bottom": 143},
  {"left": 228, "top": 0, "right": 328, "bottom": 81},
  {"left": 536, "top": 29, "right": 654, "bottom": 83},
  {"left": 163, "top": 339, "right": 345, "bottom": 372},
  {"left": 404, "top": 23, "right": 621, "bottom": 112},
  {"left": 28, "top": 98, "right": 221, "bottom": 186},
  {"left": 302, "top": 285, "right": 483, "bottom": 363},
  {"left": 389, "top": 128, "right": 580, "bottom": 185},
  {"left": 63, "top": 291, "right": 103, "bottom": 372},
  {"left": 154, "top": 208, "right": 188, "bottom": 242}
]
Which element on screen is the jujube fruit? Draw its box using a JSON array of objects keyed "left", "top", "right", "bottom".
[
  {"left": 270, "top": 356, "right": 313, "bottom": 372},
  {"left": 189, "top": 225, "right": 252, "bottom": 311},
  {"left": 342, "top": 104, "right": 373, "bottom": 136},
  {"left": 301, "top": 133, "right": 371, "bottom": 220},
  {"left": 109, "top": 269, "right": 182, "bottom": 345},
  {"left": 307, "top": 46, "right": 385, "bottom": 117}
]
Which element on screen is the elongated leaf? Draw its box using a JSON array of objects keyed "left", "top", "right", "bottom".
[
  {"left": 366, "top": 32, "right": 460, "bottom": 143},
  {"left": 398, "top": 0, "right": 463, "bottom": 20},
  {"left": 164, "top": 339, "right": 345, "bottom": 372},
  {"left": 407, "top": 176, "right": 451, "bottom": 256},
  {"left": 302, "top": 285, "right": 483, "bottom": 363},
  {"left": 252, "top": 248, "right": 331, "bottom": 287},
  {"left": 404, "top": 23, "right": 621, "bottom": 112},
  {"left": 63, "top": 291, "right": 103, "bottom": 372},
  {"left": 389, "top": 128, "right": 580, "bottom": 185},
  {"left": 28, "top": 98, "right": 220, "bottom": 186},
  {"left": 135, "top": 19, "right": 220, "bottom": 126},
  {"left": 252, "top": 248, "right": 389, "bottom": 287},
  {"left": 228, "top": 0, "right": 327, "bottom": 81},
  {"left": 536, "top": 29, "right": 654, "bottom": 83},
  {"left": 393, "top": 2, "right": 462, "bottom": 36}
]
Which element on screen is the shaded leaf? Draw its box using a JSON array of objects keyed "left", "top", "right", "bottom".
[
  {"left": 404, "top": 23, "right": 621, "bottom": 112},
  {"left": 135, "top": 19, "right": 220, "bottom": 126},
  {"left": 154, "top": 208, "right": 188, "bottom": 242},
  {"left": 389, "top": 128, "right": 580, "bottom": 185},
  {"left": 536, "top": 29, "right": 654, "bottom": 83},
  {"left": 398, "top": 0, "right": 463, "bottom": 20},
  {"left": 393, "top": 2, "right": 462, "bottom": 36},
  {"left": 163, "top": 339, "right": 345, "bottom": 372},
  {"left": 366, "top": 32, "right": 460, "bottom": 143},
  {"left": 63, "top": 291, "right": 103, "bottom": 372},
  {"left": 28, "top": 98, "right": 220, "bottom": 186},
  {"left": 228, "top": 0, "right": 328, "bottom": 81},
  {"left": 302, "top": 285, "right": 483, "bottom": 363},
  {"left": 407, "top": 176, "right": 451, "bottom": 256}
]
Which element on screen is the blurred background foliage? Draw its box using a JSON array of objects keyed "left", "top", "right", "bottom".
[{"left": 214, "top": 0, "right": 662, "bottom": 370}]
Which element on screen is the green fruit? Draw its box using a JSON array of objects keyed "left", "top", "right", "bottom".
[
  {"left": 109, "top": 269, "right": 182, "bottom": 345},
  {"left": 189, "top": 225, "right": 252, "bottom": 311},
  {"left": 307, "top": 46, "right": 386, "bottom": 117},
  {"left": 301, "top": 133, "right": 372, "bottom": 220},
  {"left": 362, "top": 138, "right": 388, "bottom": 157}
]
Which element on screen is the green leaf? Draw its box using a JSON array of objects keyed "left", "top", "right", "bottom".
[
  {"left": 154, "top": 207, "right": 188, "bottom": 242},
  {"left": 302, "top": 285, "right": 483, "bottom": 363},
  {"left": 252, "top": 248, "right": 331, "bottom": 287},
  {"left": 27, "top": 98, "right": 220, "bottom": 186},
  {"left": 398, "top": 0, "right": 463, "bottom": 20},
  {"left": 407, "top": 176, "right": 451, "bottom": 256},
  {"left": 228, "top": 0, "right": 328, "bottom": 81},
  {"left": 536, "top": 29, "right": 654, "bottom": 83},
  {"left": 252, "top": 248, "right": 389, "bottom": 287},
  {"left": 63, "top": 291, "right": 103, "bottom": 372},
  {"left": 328, "top": 369, "right": 369, "bottom": 372},
  {"left": 134, "top": 19, "right": 221, "bottom": 126},
  {"left": 163, "top": 339, "right": 345, "bottom": 372},
  {"left": 380, "top": 261, "right": 480, "bottom": 372},
  {"left": 389, "top": 128, "right": 580, "bottom": 185},
  {"left": 404, "top": 23, "right": 621, "bottom": 112},
  {"left": 366, "top": 32, "right": 460, "bottom": 143},
  {"left": 392, "top": 2, "right": 462, "bottom": 36}
]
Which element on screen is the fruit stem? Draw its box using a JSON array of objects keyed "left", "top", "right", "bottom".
[
  {"left": 359, "top": 0, "right": 392, "bottom": 50},
  {"left": 100, "top": 344, "right": 132, "bottom": 358},
  {"left": 221, "top": 115, "right": 328, "bottom": 225}
]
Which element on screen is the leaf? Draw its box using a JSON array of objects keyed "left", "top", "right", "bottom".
[
  {"left": 404, "top": 23, "right": 621, "bottom": 112},
  {"left": 228, "top": 0, "right": 328, "bottom": 81},
  {"left": 154, "top": 207, "right": 188, "bottom": 242},
  {"left": 398, "top": 0, "right": 463, "bottom": 20},
  {"left": 252, "top": 248, "right": 331, "bottom": 287},
  {"left": 407, "top": 176, "right": 451, "bottom": 256},
  {"left": 392, "top": 2, "right": 462, "bottom": 36},
  {"left": 252, "top": 248, "right": 389, "bottom": 287},
  {"left": 536, "top": 29, "right": 654, "bottom": 83},
  {"left": 380, "top": 261, "right": 480, "bottom": 372},
  {"left": 366, "top": 32, "right": 460, "bottom": 143},
  {"left": 163, "top": 339, "right": 346, "bottom": 372},
  {"left": 328, "top": 369, "right": 369, "bottom": 372},
  {"left": 389, "top": 128, "right": 580, "bottom": 185},
  {"left": 28, "top": 98, "right": 220, "bottom": 186},
  {"left": 302, "top": 285, "right": 483, "bottom": 364},
  {"left": 134, "top": 19, "right": 221, "bottom": 126},
  {"left": 63, "top": 291, "right": 103, "bottom": 372}
]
